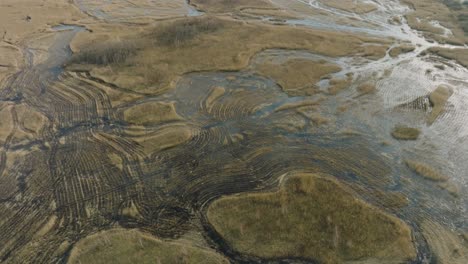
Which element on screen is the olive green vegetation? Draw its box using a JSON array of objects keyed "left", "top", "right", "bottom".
[
  {"left": 391, "top": 126, "right": 421, "bottom": 140},
  {"left": 405, "top": 160, "right": 449, "bottom": 181},
  {"left": 191, "top": 0, "right": 275, "bottom": 13},
  {"left": 67, "top": 229, "right": 229, "bottom": 264},
  {"left": 207, "top": 173, "right": 416, "bottom": 264}
]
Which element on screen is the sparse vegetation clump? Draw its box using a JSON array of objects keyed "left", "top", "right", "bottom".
[
  {"left": 154, "top": 18, "right": 223, "bottom": 47},
  {"left": 439, "top": 0, "right": 468, "bottom": 36},
  {"left": 405, "top": 160, "right": 449, "bottom": 181},
  {"left": 421, "top": 221, "right": 468, "bottom": 264},
  {"left": 391, "top": 126, "right": 421, "bottom": 140},
  {"left": 132, "top": 124, "right": 197, "bottom": 155},
  {"left": 428, "top": 85, "right": 453, "bottom": 124},
  {"left": 70, "top": 40, "right": 136, "bottom": 65},
  {"left": 356, "top": 83, "right": 376, "bottom": 95},
  {"left": 0, "top": 105, "right": 13, "bottom": 143},
  {"left": 191, "top": 0, "right": 275, "bottom": 13},
  {"left": 254, "top": 58, "right": 341, "bottom": 96},
  {"left": 207, "top": 173, "right": 416, "bottom": 263},
  {"left": 327, "top": 73, "right": 354, "bottom": 95},
  {"left": 123, "top": 101, "right": 183, "bottom": 125},
  {"left": 401, "top": 0, "right": 467, "bottom": 44},
  {"left": 67, "top": 228, "right": 229, "bottom": 264},
  {"left": 389, "top": 45, "right": 415, "bottom": 57},
  {"left": 429, "top": 47, "right": 468, "bottom": 68}
]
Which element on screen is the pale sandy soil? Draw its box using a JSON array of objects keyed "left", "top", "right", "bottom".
[
  {"left": 75, "top": 0, "right": 194, "bottom": 21},
  {"left": 0, "top": 0, "right": 84, "bottom": 83}
]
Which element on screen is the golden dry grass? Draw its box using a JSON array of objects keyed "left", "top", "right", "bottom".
[
  {"left": 348, "top": 184, "right": 409, "bottom": 211},
  {"left": 123, "top": 101, "right": 183, "bottom": 126},
  {"left": 401, "top": 0, "right": 467, "bottom": 44},
  {"left": 328, "top": 74, "right": 354, "bottom": 95},
  {"left": 120, "top": 201, "right": 141, "bottom": 219},
  {"left": 68, "top": 16, "right": 389, "bottom": 94},
  {"left": 207, "top": 173, "right": 416, "bottom": 263},
  {"left": 391, "top": 126, "right": 421, "bottom": 140},
  {"left": 429, "top": 47, "right": 468, "bottom": 68},
  {"left": 356, "top": 83, "right": 377, "bottom": 95},
  {"left": 205, "top": 86, "right": 226, "bottom": 112},
  {"left": 68, "top": 228, "right": 229, "bottom": 264},
  {"left": 463, "top": 233, "right": 468, "bottom": 243},
  {"left": 0, "top": 44, "right": 22, "bottom": 83},
  {"left": 255, "top": 58, "right": 341, "bottom": 96},
  {"left": 0, "top": 105, "right": 13, "bottom": 143},
  {"left": 107, "top": 153, "right": 123, "bottom": 171},
  {"left": 34, "top": 215, "right": 58, "bottom": 238},
  {"left": 15, "top": 104, "right": 48, "bottom": 134},
  {"left": 71, "top": 72, "right": 143, "bottom": 107},
  {"left": 388, "top": 45, "right": 416, "bottom": 58},
  {"left": 132, "top": 124, "right": 198, "bottom": 155},
  {"left": 421, "top": 221, "right": 468, "bottom": 264},
  {"left": 428, "top": 85, "right": 453, "bottom": 124},
  {"left": 274, "top": 99, "right": 321, "bottom": 112},
  {"left": 437, "top": 182, "right": 460, "bottom": 197},
  {"left": 405, "top": 160, "right": 449, "bottom": 181}
]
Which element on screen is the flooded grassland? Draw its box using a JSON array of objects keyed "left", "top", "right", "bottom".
[{"left": 0, "top": 0, "right": 467, "bottom": 263}]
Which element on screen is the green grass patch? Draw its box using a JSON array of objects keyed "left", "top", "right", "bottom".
[
  {"left": 207, "top": 173, "right": 416, "bottom": 263},
  {"left": 68, "top": 228, "right": 229, "bottom": 264},
  {"left": 391, "top": 126, "right": 421, "bottom": 140}
]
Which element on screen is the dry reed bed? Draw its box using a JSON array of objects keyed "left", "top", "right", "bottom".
[{"left": 68, "top": 16, "right": 390, "bottom": 94}]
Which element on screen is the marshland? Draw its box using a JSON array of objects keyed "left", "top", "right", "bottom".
[{"left": 0, "top": 0, "right": 467, "bottom": 263}]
